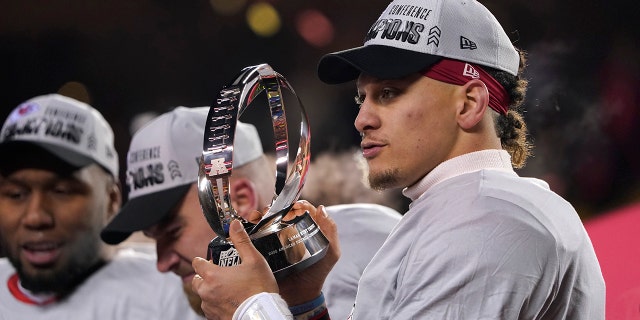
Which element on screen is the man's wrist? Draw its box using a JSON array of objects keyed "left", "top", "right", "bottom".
[
  {"left": 289, "top": 292, "right": 330, "bottom": 320},
  {"left": 233, "top": 292, "right": 293, "bottom": 320}
]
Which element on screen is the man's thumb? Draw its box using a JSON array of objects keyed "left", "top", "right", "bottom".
[{"left": 229, "top": 219, "right": 260, "bottom": 262}]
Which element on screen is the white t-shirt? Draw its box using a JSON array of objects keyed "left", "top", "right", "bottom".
[
  {"left": 323, "top": 203, "right": 402, "bottom": 320},
  {"left": 351, "top": 150, "right": 605, "bottom": 319},
  {"left": 0, "top": 249, "right": 203, "bottom": 320}
]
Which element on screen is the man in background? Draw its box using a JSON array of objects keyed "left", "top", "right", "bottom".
[
  {"left": 101, "top": 106, "right": 401, "bottom": 319},
  {"left": 0, "top": 94, "right": 201, "bottom": 319}
]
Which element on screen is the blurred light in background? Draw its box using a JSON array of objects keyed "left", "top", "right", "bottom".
[
  {"left": 246, "top": 2, "right": 281, "bottom": 37},
  {"left": 295, "top": 9, "right": 334, "bottom": 47},
  {"left": 209, "top": 0, "right": 247, "bottom": 16},
  {"left": 129, "top": 111, "right": 159, "bottom": 135},
  {"left": 57, "top": 81, "right": 91, "bottom": 104},
  {"left": 2, "top": 0, "right": 636, "bottom": 220}
]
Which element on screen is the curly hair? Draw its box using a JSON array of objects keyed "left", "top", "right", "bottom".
[{"left": 484, "top": 49, "right": 532, "bottom": 168}]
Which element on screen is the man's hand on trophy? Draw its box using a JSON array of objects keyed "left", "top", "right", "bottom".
[
  {"left": 244, "top": 200, "right": 322, "bottom": 224},
  {"left": 284, "top": 200, "right": 317, "bottom": 220},
  {"left": 242, "top": 209, "right": 264, "bottom": 224},
  {"left": 192, "top": 219, "right": 278, "bottom": 319},
  {"left": 278, "top": 203, "right": 341, "bottom": 306}
]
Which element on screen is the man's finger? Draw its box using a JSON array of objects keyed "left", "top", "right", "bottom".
[
  {"left": 192, "top": 256, "right": 213, "bottom": 281},
  {"left": 312, "top": 205, "right": 333, "bottom": 231},
  {"left": 246, "top": 209, "right": 263, "bottom": 224},
  {"left": 191, "top": 274, "right": 204, "bottom": 289},
  {"left": 283, "top": 200, "right": 316, "bottom": 221},
  {"left": 228, "top": 219, "right": 261, "bottom": 263},
  {"left": 191, "top": 258, "right": 210, "bottom": 292},
  {"left": 314, "top": 205, "right": 340, "bottom": 257}
]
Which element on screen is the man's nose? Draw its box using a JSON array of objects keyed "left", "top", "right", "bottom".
[{"left": 22, "top": 192, "right": 54, "bottom": 230}]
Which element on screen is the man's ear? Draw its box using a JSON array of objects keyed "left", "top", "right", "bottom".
[
  {"left": 457, "top": 79, "right": 489, "bottom": 130},
  {"left": 230, "top": 177, "right": 260, "bottom": 221},
  {"left": 107, "top": 179, "right": 122, "bottom": 221}
]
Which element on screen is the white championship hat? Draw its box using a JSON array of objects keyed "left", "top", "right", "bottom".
[
  {"left": 317, "top": 0, "right": 519, "bottom": 84},
  {"left": 101, "top": 106, "right": 263, "bottom": 244},
  {"left": 0, "top": 93, "right": 119, "bottom": 177}
]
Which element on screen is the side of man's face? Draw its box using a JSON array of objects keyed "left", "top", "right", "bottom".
[
  {"left": 355, "top": 73, "right": 461, "bottom": 190},
  {"left": 0, "top": 164, "right": 115, "bottom": 295},
  {"left": 143, "top": 184, "right": 215, "bottom": 280},
  {"left": 143, "top": 180, "right": 261, "bottom": 315}
]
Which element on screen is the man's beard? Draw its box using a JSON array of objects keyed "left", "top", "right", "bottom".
[
  {"left": 183, "top": 282, "right": 205, "bottom": 316},
  {"left": 368, "top": 168, "right": 400, "bottom": 191},
  {"left": 7, "top": 233, "right": 104, "bottom": 299}
]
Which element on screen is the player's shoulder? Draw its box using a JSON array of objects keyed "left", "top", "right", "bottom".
[
  {"left": 103, "top": 247, "right": 159, "bottom": 275},
  {"left": 0, "top": 257, "right": 11, "bottom": 268},
  {"left": 326, "top": 203, "right": 402, "bottom": 236},
  {"left": 89, "top": 248, "right": 182, "bottom": 291},
  {"left": 326, "top": 203, "right": 402, "bottom": 219},
  {"left": 0, "top": 258, "right": 14, "bottom": 279}
]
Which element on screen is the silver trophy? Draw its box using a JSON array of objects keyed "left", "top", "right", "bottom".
[{"left": 197, "top": 63, "right": 329, "bottom": 278}]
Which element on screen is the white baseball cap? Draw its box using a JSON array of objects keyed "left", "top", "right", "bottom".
[
  {"left": 317, "top": 0, "right": 519, "bottom": 84},
  {"left": 101, "top": 106, "right": 263, "bottom": 244},
  {"left": 0, "top": 94, "right": 119, "bottom": 177}
]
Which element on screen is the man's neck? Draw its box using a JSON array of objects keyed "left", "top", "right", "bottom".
[{"left": 12, "top": 258, "right": 108, "bottom": 304}]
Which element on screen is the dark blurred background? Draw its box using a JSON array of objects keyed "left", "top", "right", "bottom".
[{"left": 1, "top": 0, "right": 638, "bottom": 220}]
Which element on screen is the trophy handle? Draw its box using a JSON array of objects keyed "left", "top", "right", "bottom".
[{"left": 198, "top": 63, "right": 311, "bottom": 240}]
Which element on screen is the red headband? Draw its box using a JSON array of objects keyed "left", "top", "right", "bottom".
[{"left": 422, "top": 59, "right": 510, "bottom": 115}]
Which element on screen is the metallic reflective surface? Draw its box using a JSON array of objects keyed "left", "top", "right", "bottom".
[
  {"left": 198, "top": 63, "right": 311, "bottom": 240},
  {"left": 199, "top": 63, "right": 327, "bottom": 275},
  {"left": 208, "top": 211, "right": 329, "bottom": 279}
]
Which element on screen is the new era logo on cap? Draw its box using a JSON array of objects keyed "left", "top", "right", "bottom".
[
  {"left": 463, "top": 63, "right": 480, "bottom": 79},
  {"left": 460, "top": 36, "right": 477, "bottom": 50},
  {"left": 0, "top": 94, "right": 119, "bottom": 177}
]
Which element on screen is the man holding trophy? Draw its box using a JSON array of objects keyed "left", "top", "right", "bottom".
[
  {"left": 191, "top": 0, "right": 605, "bottom": 319},
  {"left": 196, "top": 64, "right": 331, "bottom": 281},
  {"left": 100, "top": 102, "right": 337, "bottom": 318},
  {"left": 101, "top": 105, "right": 400, "bottom": 319}
]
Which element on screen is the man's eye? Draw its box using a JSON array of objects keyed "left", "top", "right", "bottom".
[
  {"left": 0, "top": 189, "right": 25, "bottom": 200},
  {"left": 354, "top": 94, "right": 365, "bottom": 105},
  {"left": 167, "top": 225, "right": 182, "bottom": 239},
  {"left": 380, "top": 88, "right": 394, "bottom": 100},
  {"left": 53, "top": 186, "right": 72, "bottom": 195}
]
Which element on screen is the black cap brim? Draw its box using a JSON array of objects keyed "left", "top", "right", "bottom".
[
  {"left": 317, "top": 45, "right": 443, "bottom": 84},
  {"left": 100, "top": 183, "right": 192, "bottom": 245},
  {"left": 0, "top": 140, "right": 120, "bottom": 180},
  {"left": 0, "top": 141, "right": 86, "bottom": 176}
]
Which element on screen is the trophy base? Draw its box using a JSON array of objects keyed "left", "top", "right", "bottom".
[{"left": 207, "top": 211, "right": 329, "bottom": 279}]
